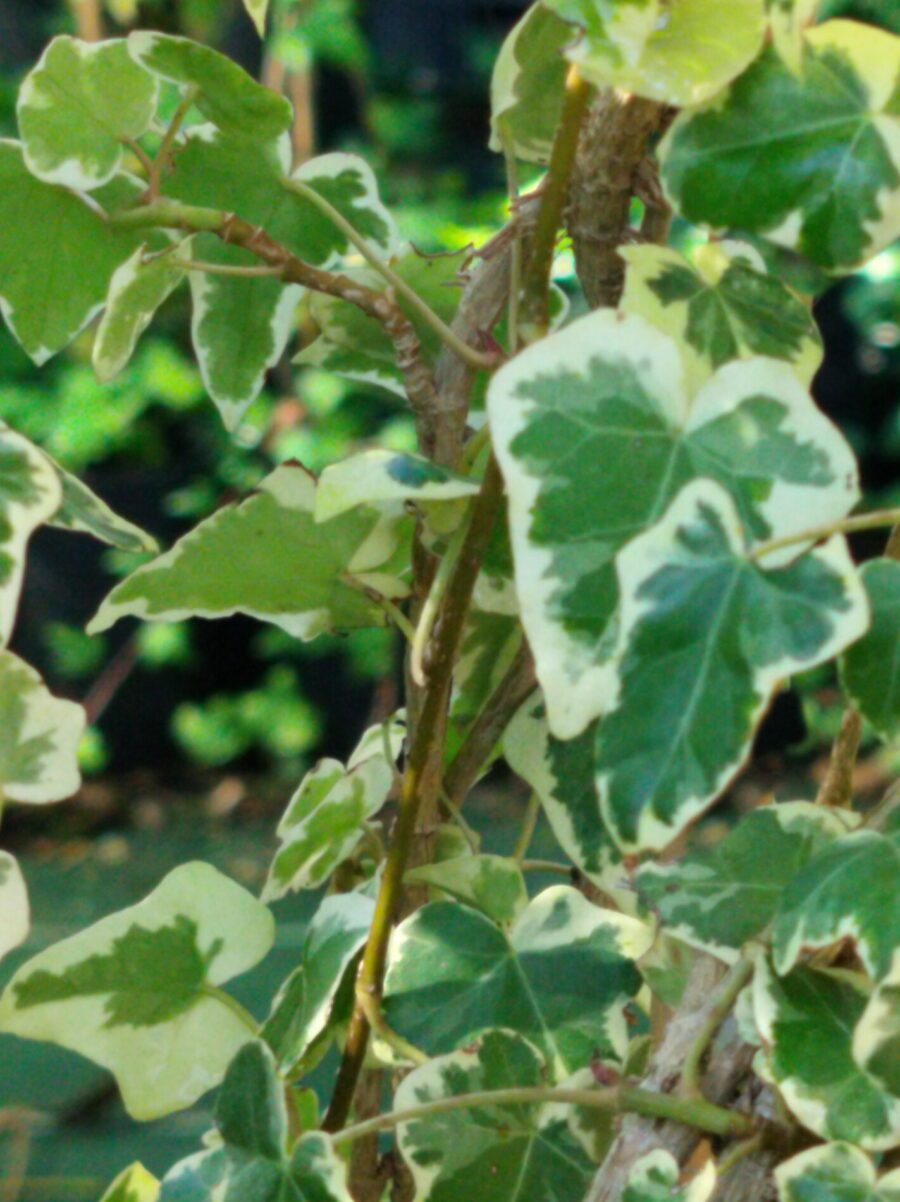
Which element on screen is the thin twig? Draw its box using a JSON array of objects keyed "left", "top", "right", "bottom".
[
  {"left": 174, "top": 259, "right": 285, "bottom": 278},
  {"left": 512, "top": 791, "right": 541, "bottom": 862},
  {"left": 815, "top": 707, "right": 862, "bottom": 808},
  {"left": 145, "top": 88, "right": 197, "bottom": 201},
  {"left": 680, "top": 955, "right": 756, "bottom": 1100},
  {"left": 750, "top": 507, "right": 900, "bottom": 562},
  {"left": 355, "top": 987, "right": 429, "bottom": 1066}
]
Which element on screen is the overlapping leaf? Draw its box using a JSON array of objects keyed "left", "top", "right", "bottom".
[
  {"left": 17, "top": 36, "right": 158, "bottom": 190},
  {"left": 776, "top": 1143, "right": 900, "bottom": 1202},
  {"left": 488, "top": 308, "right": 859, "bottom": 739},
  {"left": 88, "top": 464, "right": 409, "bottom": 640},
  {"left": 395, "top": 1029, "right": 595, "bottom": 1202},
  {"left": 623, "top": 1151, "right": 716, "bottom": 1202},
  {"left": 316, "top": 450, "right": 478, "bottom": 522},
  {"left": 383, "top": 886, "right": 650, "bottom": 1075},
  {"left": 754, "top": 958, "right": 900, "bottom": 1149},
  {"left": 635, "top": 802, "right": 856, "bottom": 961},
  {"left": 47, "top": 456, "right": 160, "bottom": 553},
  {"left": 854, "top": 972, "right": 900, "bottom": 1098},
  {"left": 99, "top": 1163, "right": 160, "bottom": 1202},
  {"left": 597, "top": 481, "right": 867, "bottom": 853},
  {"left": 659, "top": 21, "right": 900, "bottom": 271},
  {"left": 157, "top": 1041, "right": 353, "bottom": 1202},
  {"left": 0, "top": 852, "right": 29, "bottom": 963},
  {"left": 405, "top": 854, "right": 528, "bottom": 927},
  {"left": 0, "top": 651, "right": 85, "bottom": 804},
  {"left": 448, "top": 608, "right": 520, "bottom": 761},
  {"left": 0, "top": 862, "right": 274, "bottom": 1119},
  {"left": 840, "top": 558, "right": 900, "bottom": 741},
  {"left": 488, "top": 4, "right": 570, "bottom": 163},
  {"left": 766, "top": 0, "right": 820, "bottom": 73}
]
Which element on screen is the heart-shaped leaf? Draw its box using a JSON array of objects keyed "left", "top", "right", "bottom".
[
  {"left": 405, "top": 855, "right": 528, "bottom": 927},
  {"left": 776, "top": 1142, "right": 900, "bottom": 1202},
  {"left": 623, "top": 1150, "right": 716, "bottom": 1202}
]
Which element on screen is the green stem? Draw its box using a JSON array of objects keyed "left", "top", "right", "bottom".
[
  {"left": 203, "top": 986, "right": 260, "bottom": 1036},
  {"left": 680, "top": 954, "right": 755, "bottom": 1099},
  {"left": 146, "top": 87, "right": 197, "bottom": 200},
  {"left": 750, "top": 507, "right": 900, "bottom": 562},
  {"left": 174, "top": 259, "right": 285, "bottom": 278},
  {"left": 512, "top": 791, "right": 540, "bottom": 862},
  {"left": 717, "top": 1133, "right": 766, "bottom": 1179},
  {"left": 342, "top": 574, "right": 417, "bottom": 644},
  {"left": 520, "top": 859, "right": 572, "bottom": 876},
  {"left": 499, "top": 120, "right": 523, "bottom": 355},
  {"left": 355, "top": 987, "right": 430, "bottom": 1066},
  {"left": 410, "top": 511, "right": 471, "bottom": 686}
]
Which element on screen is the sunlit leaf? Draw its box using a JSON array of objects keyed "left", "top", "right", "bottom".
[
  {"left": 0, "top": 650, "right": 85, "bottom": 804},
  {"left": 623, "top": 1150, "right": 716, "bottom": 1202},
  {"left": 854, "top": 970, "right": 900, "bottom": 1098},
  {"left": 99, "top": 1163, "right": 160, "bottom": 1202},
  {"left": 0, "top": 852, "right": 29, "bottom": 964},
  {"left": 242, "top": 0, "right": 270, "bottom": 36},
  {"left": 489, "top": 5, "right": 570, "bottom": 164},
  {"left": 316, "top": 450, "right": 478, "bottom": 522},
  {"left": 47, "top": 457, "right": 159, "bottom": 554},
  {"left": 776, "top": 1142, "right": 900, "bottom": 1202},
  {"left": 448, "top": 608, "right": 521, "bottom": 762},
  {"left": 405, "top": 854, "right": 528, "bottom": 927},
  {"left": 840, "top": 558, "right": 900, "bottom": 741}
]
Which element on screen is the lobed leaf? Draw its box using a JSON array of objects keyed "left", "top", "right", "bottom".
[
  {"left": 488, "top": 4, "right": 570, "bottom": 164},
  {"left": 0, "top": 852, "right": 29, "bottom": 964},
  {"left": 316, "top": 450, "right": 478, "bottom": 522},
  {"left": 0, "top": 650, "right": 85, "bottom": 804},
  {"left": 623, "top": 1150, "right": 716, "bottom": 1202},
  {"left": 404, "top": 854, "right": 529, "bottom": 927},
  {"left": 840, "top": 558, "right": 900, "bottom": 741},
  {"left": 776, "top": 1142, "right": 900, "bottom": 1202},
  {"left": 47, "top": 456, "right": 160, "bottom": 554}
]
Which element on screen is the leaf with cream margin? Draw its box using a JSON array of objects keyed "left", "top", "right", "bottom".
[
  {"left": 623, "top": 1150, "right": 716, "bottom": 1202},
  {"left": 0, "top": 651, "right": 85, "bottom": 804},
  {"left": 597, "top": 480, "right": 868, "bottom": 853},
  {"left": 88, "top": 464, "right": 410, "bottom": 640},
  {"left": 262, "top": 712, "right": 405, "bottom": 899},
  {"left": 47, "top": 459, "right": 159, "bottom": 554},
  {"left": 405, "top": 855, "right": 529, "bottom": 928},
  {"left": 0, "top": 862, "right": 274, "bottom": 1121},
  {"left": 395, "top": 1029, "right": 595, "bottom": 1202},
  {"left": 776, "top": 1142, "right": 900, "bottom": 1202},
  {"left": 316, "top": 451, "right": 479, "bottom": 522},
  {"left": 99, "top": 1163, "right": 160, "bottom": 1202},
  {"left": 488, "top": 4, "right": 571, "bottom": 164},
  {"left": 0, "top": 852, "right": 29, "bottom": 963},
  {"left": 0, "top": 426, "right": 61, "bottom": 643},
  {"left": 659, "top": 21, "right": 900, "bottom": 272},
  {"left": 754, "top": 957, "right": 900, "bottom": 1149},
  {"left": 619, "top": 241, "right": 823, "bottom": 393},
  {"left": 635, "top": 802, "right": 857, "bottom": 962},
  {"left": 383, "top": 886, "right": 651, "bottom": 1076},
  {"left": 17, "top": 36, "right": 157, "bottom": 190},
  {"left": 447, "top": 608, "right": 520, "bottom": 762},
  {"left": 854, "top": 969, "right": 900, "bottom": 1098},
  {"left": 487, "top": 307, "right": 859, "bottom": 739},
  {"left": 766, "top": 0, "right": 820, "bottom": 73},
  {"left": 840, "top": 558, "right": 900, "bottom": 742},
  {"left": 242, "top": 0, "right": 270, "bottom": 36}
]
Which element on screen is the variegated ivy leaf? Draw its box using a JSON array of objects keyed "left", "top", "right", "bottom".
[
  {"left": 48, "top": 459, "right": 159, "bottom": 554},
  {"left": 773, "top": 824, "right": 900, "bottom": 982},
  {"left": 503, "top": 698, "right": 624, "bottom": 893},
  {"left": 166, "top": 128, "right": 399, "bottom": 427},
  {"left": 619, "top": 241, "right": 823, "bottom": 394},
  {"left": 0, "top": 427, "right": 61, "bottom": 643},
  {"left": 242, "top": 0, "right": 270, "bottom": 36},
  {"left": 127, "top": 33, "right": 292, "bottom": 140},
  {"left": 623, "top": 1150, "right": 716, "bottom": 1202},
  {"left": 0, "top": 852, "right": 29, "bottom": 963},
  {"left": 448, "top": 608, "right": 520, "bottom": 762},
  {"left": 0, "top": 142, "right": 145, "bottom": 364},
  {"left": 488, "top": 4, "right": 570, "bottom": 164},
  {"left": 316, "top": 450, "right": 479, "bottom": 522},
  {"left": 262, "top": 712, "right": 405, "bottom": 900},
  {"left": 383, "top": 886, "right": 650, "bottom": 1075},
  {"left": 99, "top": 1163, "right": 160, "bottom": 1202},
  {"left": 17, "top": 36, "right": 158, "bottom": 191},
  {"left": 767, "top": 0, "right": 820, "bottom": 73},
  {"left": 157, "top": 1041, "right": 353, "bottom": 1202},
  {"left": 635, "top": 802, "right": 857, "bottom": 963},
  {"left": 88, "top": 464, "right": 410, "bottom": 640},
  {"left": 405, "top": 855, "right": 529, "bottom": 928},
  {"left": 488, "top": 308, "right": 859, "bottom": 739},
  {"left": 597, "top": 480, "right": 868, "bottom": 854},
  {"left": 776, "top": 1142, "right": 900, "bottom": 1202},
  {"left": 854, "top": 971, "right": 900, "bottom": 1098},
  {"left": 547, "top": 0, "right": 766, "bottom": 107},
  {"left": 395, "top": 1029, "right": 595, "bottom": 1202},
  {"left": 262, "top": 891, "right": 374, "bottom": 1075},
  {"left": 0, "top": 650, "right": 85, "bottom": 804},
  {"left": 840, "top": 558, "right": 900, "bottom": 741},
  {"left": 659, "top": 21, "right": 900, "bottom": 272},
  {"left": 754, "top": 958, "right": 900, "bottom": 1149},
  {"left": 0, "top": 862, "right": 274, "bottom": 1120}
]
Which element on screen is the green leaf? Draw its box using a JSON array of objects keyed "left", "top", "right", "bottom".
[
  {"left": 503, "top": 697, "right": 624, "bottom": 892},
  {"left": 0, "top": 650, "right": 85, "bottom": 804},
  {"left": 263, "top": 713, "right": 405, "bottom": 899},
  {"left": 776, "top": 1142, "right": 900, "bottom": 1202},
  {"left": 623, "top": 1150, "right": 717, "bottom": 1202},
  {"left": 262, "top": 892, "right": 374, "bottom": 1074},
  {"left": 47, "top": 459, "right": 159, "bottom": 553},
  {"left": 87, "top": 464, "right": 410, "bottom": 640},
  {"left": 488, "top": 307, "right": 859, "bottom": 739},
  {"left": 840, "top": 558, "right": 900, "bottom": 740},
  {"left": 242, "top": 0, "right": 270, "bottom": 36},
  {"left": 489, "top": 5, "right": 570, "bottom": 164},
  {"left": 395, "top": 1029, "right": 595, "bottom": 1202},
  {"left": 158, "top": 1041, "right": 353, "bottom": 1202},
  {"left": 448, "top": 608, "right": 521, "bottom": 762},
  {"left": 620, "top": 241, "right": 823, "bottom": 393},
  {"left": 596, "top": 480, "right": 868, "bottom": 853},
  {"left": 773, "top": 825, "right": 900, "bottom": 982},
  {"left": 854, "top": 974, "right": 900, "bottom": 1098},
  {"left": 17, "top": 36, "right": 158, "bottom": 190},
  {"left": 0, "top": 142, "right": 144, "bottom": 364},
  {"left": 405, "top": 855, "right": 529, "bottom": 927},
  {"left": 0, "top": 852, "right": 29, "bottom": 963},
  {"left": 754, "top": 958, "right": 900, "bottom": 1149},
  {"left": 547, "top": 0, "right": 766, "bottom": 106},
  {"left": 127, "top": 33, "right": 291, "bottom": 140},
  {"left": 659, "top": 21, "right": 900, "bottom": 271},
  {"left": 99, "top": 1163, "right": 160, "bottom": 1202},
  {"left": 635, "top": 802, "right": 857, "bottom": 962},
  {"left": 767, "top": 0, "right": 820, "bottom": 73},
  {"left": 0, "top": 862, "right": 274, "bottom": 1120},
  {"left": 383, "top": 886, "right": 650, "bottom": 1075},
  {"left": 316, "top": 450, "right": 479, "bottom": 522}
]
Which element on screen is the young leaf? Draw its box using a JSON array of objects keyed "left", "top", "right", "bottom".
[
  {"left": 127, "top": 33, "right": 292, "bottom": 140},
  {"left": 88, "top": 464, "right": 409, "bottom": 641},
  {"left": 0, "top": 852, "right": 29, "bottom": 963},
  {"left": 840, "top": 558, "right": 900, "bottom": 741},
  {"left": 242, "top": 0, "right": 270, "bottom": 36},
  {"left": 766, "top": 0, "right": 820, "bottom": 73},
  {"left": 262, "top": 891, "right": 375, "bottom": 1074},
  {"left": 395, "top": 1028, "right": 595, "bottom": 1202},
  {"left": 597, "top": 480, "right": 868, "bottom": 853},
  {"left": 623, "top": 1150, "right": 716, "bottom": 1202},
  {"left": 0, "top": 651, "right": 85, "bottom": 804},
  {"left": 772, "top": 826, "right": 900, "bottom": 982},
  {"left": 488, "top": 4, "right": 571, "bottom": 164},
  {"left": 262, "top": 713, "right": 405, "bottom": 899},
  {"left": 404, "top": 855, "right": 529, "bottom": 927},
  {"left": 635, "top": 802, "right": 857, "bottom": 962},
  {"left": 47, "top": 458, "right": 159, "bottom": 554},
  {"left": 383, "top": 886, "right": 650, "bottom": 1075},
  {"left": 619, "top": 241, "right": 823, "bottom": 393},
  {"left": 854, "top": 973, "right": 900, "bottom": 1098},
  {"left": 316, "top": 450, "right": 479, "bottom": 522},
  {"left": 754, "top": 958, "right": 900, "bottom": 1149},
  {"left": 17, "top": 36, "right": 158, "bottom": 190},
  {"left": 0, "top": 862, "right": 274, "bottom": 1120},
  {"left": 659, "top": 21, "right": 900, "bottom": 272},
  {"left": 776, "top": 1142, "right": 900, "bottom": 1202},
  {"left": 488, "top": 308, "right": 859, "bottom": 739},
  {"left": 99, "top": 1163, "right": 160, "bottom": 1202},
  {"left": 157, "top": 1041, "right": 353, "bottom": 1202}
]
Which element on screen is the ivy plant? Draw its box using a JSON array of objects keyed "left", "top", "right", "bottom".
[{"left": 1, "top": 3, "right": 899, "bottom": 1200}]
